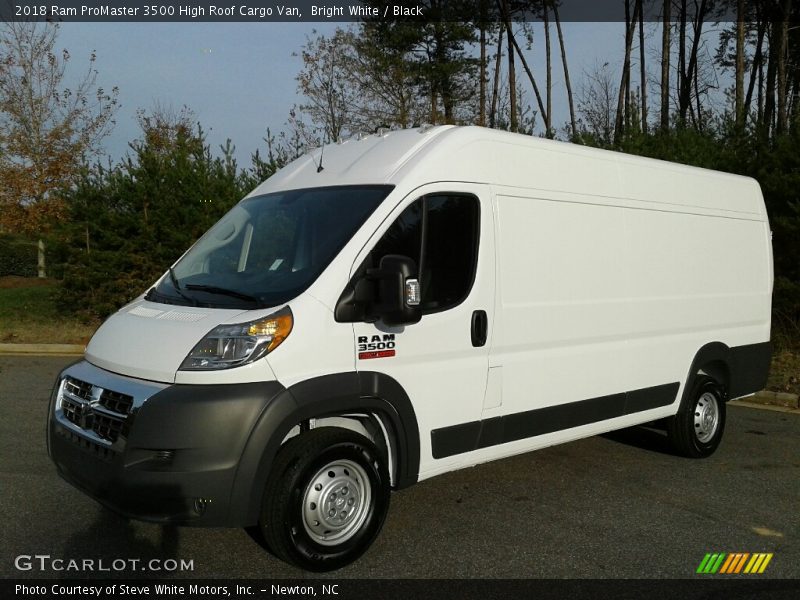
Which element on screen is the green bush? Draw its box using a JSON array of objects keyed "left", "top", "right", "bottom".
[{"left": 0, "top": 235, "right": 37, "bottom": 277}]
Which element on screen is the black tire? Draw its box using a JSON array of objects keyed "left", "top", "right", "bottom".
[
  {"left": 259, "top": 427, "right": 390, "bottom": 572},
  {"left": 667, "top": 376, "right": 726, "bottom": 458}
]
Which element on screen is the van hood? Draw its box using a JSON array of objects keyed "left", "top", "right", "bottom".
[{"left": 85, "top": 300, "right": 251, "bottom": 383}]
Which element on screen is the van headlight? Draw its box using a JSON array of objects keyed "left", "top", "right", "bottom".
[{"left": 179, "top": 307, "right": 293, "bottom": 370}]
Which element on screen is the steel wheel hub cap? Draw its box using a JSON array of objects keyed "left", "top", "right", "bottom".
[
  {"left": 694, "top": 392, "right": 719, "bottom": 443},
  {"left": 302, "top": 459, "right": 371, "bottom": 546}
]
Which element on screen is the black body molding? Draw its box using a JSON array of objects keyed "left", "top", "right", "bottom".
[{"left": 431, "top": 382, "right": 680, "bottom": 459}]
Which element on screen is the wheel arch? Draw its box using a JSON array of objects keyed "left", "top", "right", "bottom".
[
  {"left": 682, "top": 342, "right": 732, "bottom": 407},
  {"left": 229, "top": 371, "right": 420, "bottom": 526},
  {"left": 681, "top": 340, "right": 772, "bottom": 408}
]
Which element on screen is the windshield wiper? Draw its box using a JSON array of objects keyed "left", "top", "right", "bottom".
[
  {"left": 184, "top": 284, "right": 261, "bottom": 304},
  {"left": 168, "top": 267, "right": 198, "bottom": 306}
]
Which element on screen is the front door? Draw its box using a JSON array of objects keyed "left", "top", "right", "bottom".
[{"left": 351, "top": 183, "right": 495, "bottom": 478}]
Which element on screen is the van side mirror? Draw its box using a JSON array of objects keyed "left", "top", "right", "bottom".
[
  {"left": 366, "top": 255, "right": 422, "bottom": 326},
  {"left": 334, "top": 255, "right": 422, "bottom": 325}
]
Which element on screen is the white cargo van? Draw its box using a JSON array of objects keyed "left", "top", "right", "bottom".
[{"left": 48, "top": 126, "right": 772, "bottom": 571}]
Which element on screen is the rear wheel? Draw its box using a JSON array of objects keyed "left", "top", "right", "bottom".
[
  {"left": 259, "top": 427, "right": 390, "bottom": 571},
  {"left": 667, "top": 376, "right": 726, "bottom": 458}
]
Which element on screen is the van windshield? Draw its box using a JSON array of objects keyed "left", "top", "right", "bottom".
[{"left": 146, "top": 185, "right": 392, "bottom": 309}]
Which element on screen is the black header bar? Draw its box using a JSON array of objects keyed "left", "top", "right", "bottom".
[{"left": 1, "top": 0, "right": 744, "bottom": 23}]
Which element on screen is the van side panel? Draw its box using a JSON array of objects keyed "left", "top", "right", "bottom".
[
  {"left": 624, "top": 208, "right": 771, "bottom": 398},
  {"left": 434, "top": 179, "right": 771, "bottom": 471},
  {"left": 490, "top": 194, "right": 633, "bottom": 419}
]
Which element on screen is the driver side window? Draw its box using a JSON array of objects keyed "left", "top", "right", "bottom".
[{"left": 369, "top": 194, "right": 480, "bottom": 314}]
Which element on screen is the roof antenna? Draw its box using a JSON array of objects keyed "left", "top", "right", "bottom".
[{"left": 316, "top": 132, "right": 326, "bottom": 173}]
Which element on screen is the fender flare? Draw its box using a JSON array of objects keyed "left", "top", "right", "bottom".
[
  {"left": 678, "top": 342, "right": 731, "bottom": 411},
  {"left": 682, "top": 341, "right": 772, "bottom": 407},
  {"left": 229, "top": 371, "right": 420, "bottom": 526}
]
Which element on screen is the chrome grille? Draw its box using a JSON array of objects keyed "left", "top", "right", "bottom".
[
  {"left": 59, "top": 376, "right": 134, "bottom": 445},
  {"left": 99, "top": 389, "right": 134, "bottom": 414},
  {"left": 64, "top": 377, "right": 93, "bottom": 402}
]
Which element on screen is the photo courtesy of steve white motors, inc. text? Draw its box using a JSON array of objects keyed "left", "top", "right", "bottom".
[
  {"left": 12, "top": 2, "right": 426, "bottom": 19},
  {"left": 15, "top": 583, "right": 338, "bottom": 597}
]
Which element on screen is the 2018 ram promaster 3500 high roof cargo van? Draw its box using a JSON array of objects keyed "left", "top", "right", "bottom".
[{"left": 48, "top": 126, "right": 772, "bottom": 571}]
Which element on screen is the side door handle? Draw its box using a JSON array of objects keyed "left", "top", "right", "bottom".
[{"left": 471, "top": 310, "right": 488, "bottom": 347}]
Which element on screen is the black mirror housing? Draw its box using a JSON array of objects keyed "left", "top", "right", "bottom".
[
  {"left": 367, "top": 254, "right": 422, "bottom": 326},
  {"left": 334, "top": 254, "right": 422, "bottom": 325}
]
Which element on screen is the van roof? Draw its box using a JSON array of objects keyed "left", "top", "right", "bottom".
[{"left": 249, "top": 126, "right": 764, "bottom": 219}]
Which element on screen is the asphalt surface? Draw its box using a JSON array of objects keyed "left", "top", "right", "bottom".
[{"left": 1, "top": 356, "right": 798, "bottom": 580}]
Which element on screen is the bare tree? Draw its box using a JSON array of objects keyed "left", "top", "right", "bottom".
[
  {"left": 638, "top": 0, "right": 647, "bottom": 133},
  {"left": 661, "top": 0, "right": 671, "bottom": 130},
  {"left": 678, "top": 0, "right": 710, "bottom": 124},
  {"left": 579, "top": 62, "right": 619, "bottom": 145},
  {"left": 479, "top": 0, "right": 489, "bottom": 126},
  {"left": 776, "top": 0, "right": 792, "bottom": 134},
  {"left": 295, "top": 29, "right": 360, "bottom": 141},
  {"left": 552, "top": 1, "right": 578, "bottom": 139},
  {"left": 543, "top": 5, "right": 553, "bottom": 137},
  {"left": 744, "top": 16, "right": 767, "bottom": 127},
  {"left": 489, "top": 26, "right": 504, "bottom": 128},
  {"left": 499, "top": 5, "right": 547, "bottom": 132},
  {"left": 499, "top": 0, "right": 518, "bottom": 130},
  {"left": 615, "top": 0, "right": 641, "bottom": 142},
  {"left": 735, "top": 0, "right": 746, "bottom": 128}
]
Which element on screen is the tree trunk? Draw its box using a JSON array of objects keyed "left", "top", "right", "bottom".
[
  {"left": 502, "top": 0, "right": 517, "bottom": 131},
  {"left": 505, "top": 23, "right": 548, "bottom": 130},
  {"left": 660, "top": 0, "right": 671, "bottom": 130},
  {"left": 490, "top": 26, "right": 504, "bottom": 128},
  {"left": 735, "top": 0, "right": 746, "bottom": 129},
  {"left": 479, "top": 1, "right": 487, "bottom": 127},
  {"left": 679, "top": 0, "right": 708, "bottom": 126},
  {"left": 764, "top": 22, "right": 778, "bottom": 136},
  {"left": 745, "top": 18, "right": 766, "bottom": 126},
  {"left": 694, "top": 52, "right": 704, "bottom": 130},
  {"left": 544, "top": 6, "right": 553, "bottom": 137},
  {"left": 553, "top": 2, "right": 578, "bottom": 140},
  {"left": 758, "top": 38, "right": 765, "bottom": 128},
  {"left": 638, "top": 0, "right": 647, "bottom": 133},
  {"left": 678, "top": 0, "right": 687, "bottom": 124},
  {"left": 37, "top": 239, "right": 46, "bottom": 279},
  {"left": 789, "top": 77, "right": 800, "bottom": 130},
  {"left": 615, "top": 0, "right": 640, "bottom": 143},
  {"left": 776, "top": 0, "right": 791, "bottom": 134},
  {"left": 508, "top": 31, "right": 516, "bottom": 131},
  {"left": 624, "top": 0, "right": 632, "bottom": 130}
]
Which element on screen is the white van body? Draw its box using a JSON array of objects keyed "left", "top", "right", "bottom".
[{"left": 48, "top": 126, "right": 772, "bottom": 571}]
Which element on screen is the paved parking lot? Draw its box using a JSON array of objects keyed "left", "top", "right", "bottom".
[{"left": 1, "top": 355, "right": 798, "bottom": 579}]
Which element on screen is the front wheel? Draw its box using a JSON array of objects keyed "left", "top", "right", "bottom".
[
  {"left": 259, "top": 427, "right": 390, "bottom": 571},
  {"left": 667, "top": 376, "right": 726, "bottom": 458}
]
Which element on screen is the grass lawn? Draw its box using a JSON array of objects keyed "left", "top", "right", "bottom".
[
  {"left": 0, "top": 277, "right": 98, "bottom": 345},
  {"left": 766, "top": 347, "right": 800, "bottom": 397}
]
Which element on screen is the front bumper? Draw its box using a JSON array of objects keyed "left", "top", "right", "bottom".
[{"left": 47, "top": 360, "right": 284, "bottom": 526}]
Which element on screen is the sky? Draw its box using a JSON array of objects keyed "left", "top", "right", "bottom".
[{"left": 54, "top": 21, "right": 642, "bottom": 166}]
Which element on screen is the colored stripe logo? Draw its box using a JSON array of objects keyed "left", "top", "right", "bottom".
[{"left": 696, "top": 553, "right": 773, "bottom": 574}]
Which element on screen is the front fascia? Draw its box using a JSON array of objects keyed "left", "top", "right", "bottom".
[{"left": 49, "top": 359, "right": 286, "bottom": 526}]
